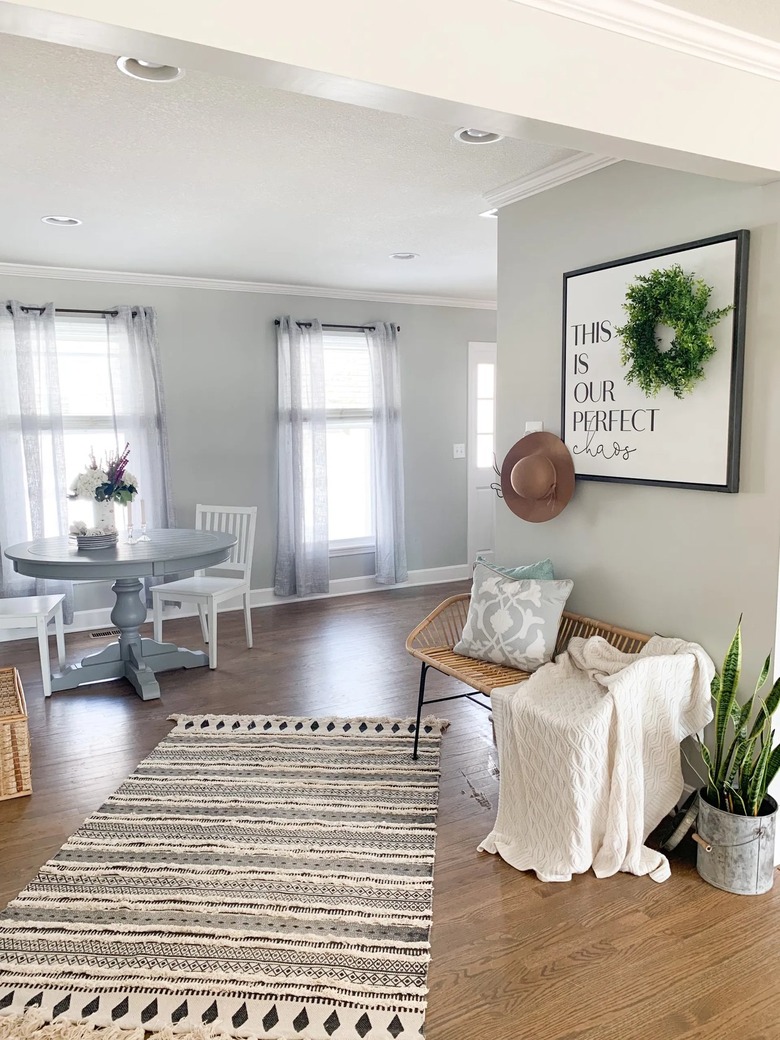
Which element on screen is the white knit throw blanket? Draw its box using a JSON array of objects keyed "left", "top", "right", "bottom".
[{"left": 479, "top": 635, "right": 714, "bottom": 883}]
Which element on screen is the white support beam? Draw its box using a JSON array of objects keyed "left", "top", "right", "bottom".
[{"left": 1, "top": 0, "right": 779, "bottom": 181}]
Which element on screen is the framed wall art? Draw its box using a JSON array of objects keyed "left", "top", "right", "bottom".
[{"left": 561, "top": 229, "right": 749, "bottom": 492}]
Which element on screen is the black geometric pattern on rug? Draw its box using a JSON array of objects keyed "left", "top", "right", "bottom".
[
  {"left": 111, "top": 995, "right": 129, "bottom": 1020},
  {"left": 0, "top": 714, "right": 446, "bottom": 1040}
]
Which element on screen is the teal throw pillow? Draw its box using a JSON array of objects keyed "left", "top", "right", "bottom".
[{"left": 476, "top": 556, "right": 554, "bottom": 581}]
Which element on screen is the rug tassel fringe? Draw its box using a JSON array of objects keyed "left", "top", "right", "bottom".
[
  {"left": 0, "top": 1014, "right": 236, "bottom": 1040},
  {"left": 422, "top": 715, "right": 450, "bottom": 731},
  {"left": 0, "top": 1015, "right": 145, "bottom": 1039}
]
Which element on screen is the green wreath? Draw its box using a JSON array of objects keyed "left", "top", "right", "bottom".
[{"left": 615, "top": 264, "right": 732, "bottom": 399}]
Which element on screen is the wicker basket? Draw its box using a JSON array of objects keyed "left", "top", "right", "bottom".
[{"left": 0, "top": 667, "right": 32, "bottom": 800}]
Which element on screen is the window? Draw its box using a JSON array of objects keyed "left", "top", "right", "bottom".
[
  {"left": 323, "top": 330, "right": 374, "bottom": 552},
  {"left": 275, "top": 316, "right": 405, "bottom": 594},
  {"left": 0, "top": 304, "right": 170, "bottom": 606},
  {"left": 54, "top": 317, "right": 127, "bottom": 528},
  {"left": 474, "top": 361, "right": 496, "bottom": 468},
  {"left": 1, "top": 309, "right": 165, "bottom": 537},
  {"left": 0, "top": 314, "right": 131, "bottom": 538}
]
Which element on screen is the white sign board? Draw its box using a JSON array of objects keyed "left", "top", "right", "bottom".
[{"left": 562, "top": 231, "right": 748, "bottom": 492}]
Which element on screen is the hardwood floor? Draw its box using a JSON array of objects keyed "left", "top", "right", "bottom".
[{"left": 1, "top": 582, "right": 778, "bottom": 1040}]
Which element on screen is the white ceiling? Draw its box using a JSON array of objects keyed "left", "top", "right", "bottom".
[{"left": 0, "top": 33, "right": 577, "bottom": 303}]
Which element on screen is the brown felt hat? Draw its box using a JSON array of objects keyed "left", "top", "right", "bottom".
[{"left": 500, "top": 432, "right": 575, "bottom": 523}]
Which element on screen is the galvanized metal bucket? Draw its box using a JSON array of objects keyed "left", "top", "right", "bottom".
[{"left": 695, "top": 791, "right": 777, "bottom": 896}]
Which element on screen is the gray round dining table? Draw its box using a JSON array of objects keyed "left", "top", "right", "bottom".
[{"left": 4, "top": 529, "right": 236, "bottom": 701}]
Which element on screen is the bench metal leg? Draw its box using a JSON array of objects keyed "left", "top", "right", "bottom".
[{"left": 412, "top": 662, "right": 429, "bottom": 760}]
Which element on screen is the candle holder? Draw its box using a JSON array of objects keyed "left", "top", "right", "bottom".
[
  {"left": 136, "top": 522, "right": 151, "bottom": 542},
  {"left": 125, "top": 524, "right": 137, "bottom": 545}
]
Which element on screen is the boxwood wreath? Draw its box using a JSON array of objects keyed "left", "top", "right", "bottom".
[{"left": 615, "top": 264, "right": 732, "bottom": 399}]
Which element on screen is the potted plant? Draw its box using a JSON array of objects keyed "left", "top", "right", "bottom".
[{"left": 693, "top": 619, "right": 780, "bottom": 894}]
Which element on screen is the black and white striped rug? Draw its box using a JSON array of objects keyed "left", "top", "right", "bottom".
[{"left": 0, "top": 713, "right": 448, "bottom": 1040}]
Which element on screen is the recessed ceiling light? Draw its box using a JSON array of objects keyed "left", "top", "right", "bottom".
[
  {"left": 389, "top": 252, "right": 419, "bottom": 260},
  {"left": 117, "top": 57, "right": 185, "bottom": 82},
  {"left": 454, "top": 128, "right": 504, "bottom": 144},
  {"left": 41, "top": 215, "right": 82, "bottom": 227},
  {"left": 480, "top": 208, "right": 499, "bottom": 218}
]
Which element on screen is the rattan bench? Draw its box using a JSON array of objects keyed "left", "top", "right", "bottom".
[{"left": 406, "top": 593, "right": 650, "bottom": 757}]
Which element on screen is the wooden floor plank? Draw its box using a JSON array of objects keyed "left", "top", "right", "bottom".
[{"left": 1, "top": 581, "right": 778, "bottom": 1040}]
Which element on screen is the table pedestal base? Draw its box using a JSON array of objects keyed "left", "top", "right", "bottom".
[{"left": 50, "top": 576, "right": 208, "bottom": 700}]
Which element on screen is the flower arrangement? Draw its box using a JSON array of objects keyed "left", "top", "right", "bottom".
[
  {"left": 69, "top": 443, "right": 138, "bottom": 505},
  {"left": 68, "top": 444, "right": 138, "bottom": 540}
]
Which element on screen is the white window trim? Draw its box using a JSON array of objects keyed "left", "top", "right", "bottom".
[
  {"left": 329, "top": 537, "right": 376, "bottom": 557},
  {"left": 327, "top": 408, "right": 373, "bottom": 422}
]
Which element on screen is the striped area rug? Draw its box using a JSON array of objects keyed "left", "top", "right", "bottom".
[{"left": 0, "top": 713, "right": 448, "bottom": 1040}]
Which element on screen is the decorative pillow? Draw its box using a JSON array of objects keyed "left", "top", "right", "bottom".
[
  {"left": 454, "top": 563, "right": 574, "bottom": 672},
  {"left": 475, "top": 556, "right": 554, "bottom": 581}
]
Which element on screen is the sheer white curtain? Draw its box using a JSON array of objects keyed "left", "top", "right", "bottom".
[
  {"left": 107, "top": 306, "right": 175, "bottom": 534},
  {"left": 0, "top": 301, "right": 173, "bottom": 616},
  {"left": 275, "top": 317, "right": 330, "bottom": 597},
  {"left": 0, "top": 302, "right": 73, "bottom": 619},
  {"left": 367, "top": 322, "right": 408, "bottom": 584},
  {"left": 105, "top": 306, "right": 175, "bottom": 601}
]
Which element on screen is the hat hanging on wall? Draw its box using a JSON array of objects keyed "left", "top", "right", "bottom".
[{"left": 500, "top": 432, "right": 575, "bottom": 523}]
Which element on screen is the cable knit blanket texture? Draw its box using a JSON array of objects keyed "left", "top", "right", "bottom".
[{"left": 479, "top": 635, "right": 715, "bottom": 883}]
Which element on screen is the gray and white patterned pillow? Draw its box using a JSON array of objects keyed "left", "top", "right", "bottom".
[{"left": 454, "top": 563, "right": 573, "bottom": 672}]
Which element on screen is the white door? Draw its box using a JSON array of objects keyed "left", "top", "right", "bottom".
[{"left": 467, "top": 342, "right": 497, "bottom": 567}]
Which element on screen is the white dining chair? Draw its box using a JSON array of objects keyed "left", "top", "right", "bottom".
[
  {"left": 0, "top": 595, "right": 66, "bottom": 698},
  {"left": 151, "top": 505, "right": 257, "bottom": 669}
]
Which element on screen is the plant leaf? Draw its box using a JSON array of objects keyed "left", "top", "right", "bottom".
[
  {"left": 727, "top": 736, "right": 750, "bottom": 787},
  {"left": 697, "top": 737, "right": 714, "bottom": 778},
  {"left": 763, "top": 743, "right": 780, "bottom": 793},
  {"left": 724, "top": 781, "right": 747, "bottom": 816},
  {"left": 741, "top": 733, "right": 761, "bottom": 778},
  {"left": 749, "top": 676, "right": 780, "bottom": 740},
  {"left": 754, "top": 654, "right": 771, "bottom": 697},
  {"left": 713, "top": 621, "right": 742, "bottom": 782},
  {"left": 719, "top": 701, "right": 754, "bottom": 787},
  {"left": 696, "top": 738, "right": 717, "bottom": 803},
  {"left": 748, "top": 731, "right": 774, "bottom": 815}
]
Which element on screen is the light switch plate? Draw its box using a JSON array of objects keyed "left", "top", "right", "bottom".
[
  {"left": 453, "top": 443, "right": 466, "bottom": 459},
  {"left": 524, "top": 421, "right": 544, "bottom": 433}
]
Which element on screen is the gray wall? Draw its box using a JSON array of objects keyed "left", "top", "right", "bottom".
[
  {"left": 496, "top": 162, "right": 780, "bottom": 682},
  {"left": 0, "top": 274, "right": 495, "bottom": 605}
]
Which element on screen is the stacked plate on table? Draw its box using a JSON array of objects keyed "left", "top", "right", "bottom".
[{"left": 74, "top": 533, "right": 118, "bottom": 551}]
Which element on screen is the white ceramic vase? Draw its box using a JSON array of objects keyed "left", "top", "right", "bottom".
[{"left": 92, "top": 497, "right": 116, "bottom": 532}]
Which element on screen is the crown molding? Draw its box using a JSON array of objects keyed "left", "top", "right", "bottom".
[
  {"left": 0, "top": 262, "right": 497, "bottom": 311},
  {"left": 512, "top": 0, "right": 780, "bottom": 81},
  {"left": 484, "top": 153, "right": 621, "bottom": 209}
]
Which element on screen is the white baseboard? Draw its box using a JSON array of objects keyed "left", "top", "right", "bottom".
[
  {"left": 0, "top": 564, "right": 471, "bottom": 641},
  {"left": 248, "top": 564, "right": 472, "bottom": 609}
]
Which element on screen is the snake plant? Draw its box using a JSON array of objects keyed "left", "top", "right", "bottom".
[{"left": 697, "top": 619, "right": 780, "bottom": 816}]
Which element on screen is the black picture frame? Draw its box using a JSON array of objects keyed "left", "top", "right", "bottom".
[{"left": 561, "top": 229, "right": 752, "bottom": 492}]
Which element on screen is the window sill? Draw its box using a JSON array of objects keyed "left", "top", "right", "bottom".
[{"left": 329, "top": 544, "right": 376, "bottom": 558}]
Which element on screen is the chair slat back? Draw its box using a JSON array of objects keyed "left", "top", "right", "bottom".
[{"left": 195, "top": 505, "right": 257, "bottom": 580}]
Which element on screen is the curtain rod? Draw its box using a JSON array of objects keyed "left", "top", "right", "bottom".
[
  {"left": 6, "top": 305, "right": 122, "bottom": 317},
  {"left": 274, "top": 320, "right": 400, "bottom": 332}
]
